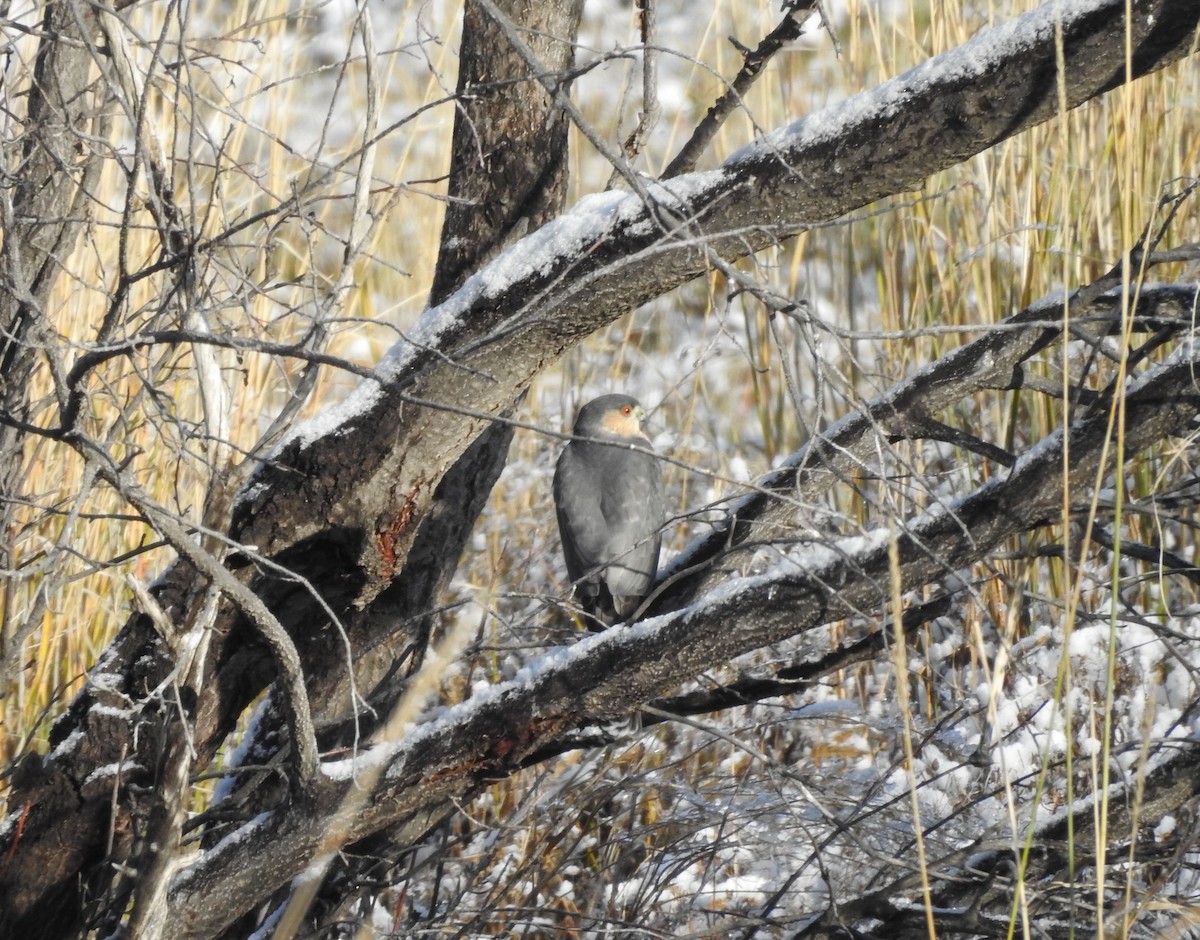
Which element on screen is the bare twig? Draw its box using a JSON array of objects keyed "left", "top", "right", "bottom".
[
  {"left": 663, "top": 0, "right": 819, "bottom": 179},
  {"left": 84, "top": 449, "right": 320, "bottom": 794},
  {"left": 621, "top": 0, "right": 660, "bottom": 164}
]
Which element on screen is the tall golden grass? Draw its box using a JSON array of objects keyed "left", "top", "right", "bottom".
[{"left": 2, "top": 0, "right": 463, "bottom": 763}]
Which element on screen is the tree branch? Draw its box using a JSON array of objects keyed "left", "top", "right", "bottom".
[
  {"left": 663, "top": 0, "right": 819, "bottom": 178},
  {"left": 159, "top": 322, "right": 1200, "bottom": 936},
  {"left": 4, "top": 3, "right": 1200, "bottom": 934}
]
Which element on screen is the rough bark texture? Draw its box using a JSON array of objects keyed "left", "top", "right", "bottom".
[
  {"left": 431, "top": 0, "right": 584, "bottom": 303},
  {"left": 0, "top": 1, "right": 1198, "bottom": 937},
  {"left": 211, "top": 2, "right": 588, "bottom": 931},
  {"left": 392, "top": 0, "right": 585, "bottom": 690},
  {"left": 0, "top": 0, "right": 105, "bottom": 682},
  {"left": 158, "top": 306, "right": 1200, "bottom": 937}
]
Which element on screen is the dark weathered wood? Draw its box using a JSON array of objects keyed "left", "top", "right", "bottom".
[
  {"left": 0, "top": 0, "right": 105, "bottom": 682},
  {"left": 161, "top": 328, "right": 1200, "bottom": 938},
  {"left": 431, "top": 0, "right": 585, "bottom": 303}
]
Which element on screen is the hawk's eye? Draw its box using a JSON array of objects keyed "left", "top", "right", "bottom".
[{"left": 622, "top": 405, "right": 633, "bottom": 415}]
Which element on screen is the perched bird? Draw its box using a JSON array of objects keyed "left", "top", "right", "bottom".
[{"left": 554, "top": 394, "right": 665, "bottom": 630}]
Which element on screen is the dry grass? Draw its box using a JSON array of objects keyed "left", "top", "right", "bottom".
[{"left": 1, "top": 0, "right": 463, "bottom": 763}]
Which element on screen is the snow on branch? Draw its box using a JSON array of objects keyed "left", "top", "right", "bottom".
[
  {"left": 223, "top": 0, "right": 1200, "bottom": 610},
  {"left": 163, "top": 299, "right": 1200, "bottom": 936},
  {"left": 279, "top": 0, "right": 1200, "bottom": 456},
  {"left": 657, "top": 277, "right": 1200, "bottom": 609}
]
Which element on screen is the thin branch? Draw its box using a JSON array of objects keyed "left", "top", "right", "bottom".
[
  {"left": 80, "top": 445, "right": 320, "bottom": 794},
  {"left": 662, "top": 0, "right": 818, "bottom": 179},
  {"left": 1089, "top": 524, "right": 1200, "bottom": 587},
  {"left": 621, "top": 0, "right": 660, "bottom": 164},
  {"left": 889, "top": 416, "right": 1017, "bottom": 468}
]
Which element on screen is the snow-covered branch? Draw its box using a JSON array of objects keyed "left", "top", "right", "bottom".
[
  {"left": 237, "top": 0, "right": 1200, "bottom": 584},
  {"left": 161, "top": 307, "right": 1200, "bottom": 935},
  {"left": 4, "top": 1, "right": 1200, "bottom": 935}
]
